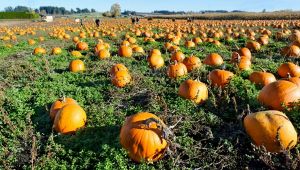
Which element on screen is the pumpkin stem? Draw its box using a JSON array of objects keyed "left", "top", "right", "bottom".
[
  {"left": 221, "top": 64, "right": 226, "bottom": 70},
  {"left": 257, "top": 66, "right": 266, "bottom": 72},
  {"left": 287, "top": 72, "right": 291, "bottom": 79}
]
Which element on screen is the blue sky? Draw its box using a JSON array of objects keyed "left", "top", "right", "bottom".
[{"left": 1, "top": 0, "right": 300, "bottom": 12}]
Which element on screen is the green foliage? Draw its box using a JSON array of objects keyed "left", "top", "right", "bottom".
[{"left": 0, "top": 12, "right": 39, "bottom": 19}]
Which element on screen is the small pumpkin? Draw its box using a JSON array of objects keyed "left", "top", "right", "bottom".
[
  {"left": 33, "top": 47, "right": 46, "bottom": 55},
  {"left": 178, "top": 79, "right": 208, "bottom": 104},
  {"left": 277, "top": 62, "right": 300, "bottom": 78},
  {"left": 120, "top": 112, "right": 168, "bottom": 163},
  {"left": 118, "top": 46, "right": 133, "bottom": 57},
  {"left": 51, "top": 47, "right": 62, "bottom": 55},
  {"left": 50, "top": 97, "right": 78, "bottom": 121},
  {"left": 167, "top": 62, "right": 188, "bottom": 78},
  {"left": 249, "top": 71, "right": 276, "bottom": 87},
  {"left": 69, "top": 59, "right": 85, "bottom": 72},
  {"left": 246, "top": 41, "right": 261, "bottom": 52},
  {"left": 97, "top": 49, "right": 110, "bottom": 59},
  {"left": 203, "top": 53, "right": 223, "bottom": 66},
  {"left": 148, "top": 54, "right": 164, "bottom": 69},
  {"left": 110, "top": 64, "right": 128, "bottom": 75},
  {"left": 183, "top": 56, "right": 201, "bottom": 72},
  {"left": 258, "top": 80, "right": 300, "bottom": 110},
  {"left": 71, "top": 50, "right": 82, "bottom": 58},
  {"left": 53, "top": 104, "right": 87, "bottom": 134},
  {"left": 244, "top": 110, "right": 297, "bottom": 152},
  {"left": 76, "top": 42, "right": 89, "bottom": 51},
  {"left": 111, "top": 70, "right": 131, "bottom": 88},
  {"left": 171, "top": 51, "right": 185, "bottom": 62},
  {"left": 209, "top": 69, "right": 234, "bottom": 88}
]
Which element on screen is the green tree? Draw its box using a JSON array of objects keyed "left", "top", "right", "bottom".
[{"left": 110, "top": 3, "right": 121, "bottom": 17}]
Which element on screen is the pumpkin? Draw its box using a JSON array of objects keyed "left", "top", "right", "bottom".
[
  {"left": 244, "top": 110, "right": 297, "bottom": 152},
  {"left": 33, "top": 47, "right": 46, "bottom": 55},
  {"left": 183, "top": 56, "right": 201, "bottom": 72},
  {"left": 28, "top": 39, "right": 36, "bottom": 45},
  {"left": 249, "top": 71, "right": 276, "bottom": 87},
  {"left": 236, "top": 56, "right": 251, "bottom": 70},
  {"left": 76, "top": 42, "right": 89, "bottom": 51},
  {"left": 118, "top": 46, "right": 133, "bottom": 57},
  {"left": 53, "top": 104, "right": 87, "bottom": 134},
  {"left": 167, "top": 62, "right": 188, "bottom": 78},
  {"left": 185, "top": 40, "right": 195, "bottom": 48},
  {"left": 258, "top": 80, "right": 300, "bottom": 110},
  {"left": 178, "top": 79, "right": 208, "bottom": 104},
  {"left": 69, "top": 59, "right": 85, "bottom": 72},
  {"left": 148, "top": 54, "right": 164, "bottom": 69},
  {"left": 132, "top": 46, "right": 145, "bottom": 54},
  {"left": 239, "top": 47, "right": 252, "bottom": 59},
  {"left": 203, "top": 53, "right": 224, "bottom": 66},
  {"left": 246, "top": 41, "right": 261, "bottom": 52},
  {"left": 50, "top": 97, "right": 78, "bottom": 121},
  {"left": 285, "top": 75, "right": 300, "bottom": 87},
  {"left": 209, "top": 69, "right": 234, "bottom": 88},
  {"left": 97, "top": 49, "right": 110, "bottom": 59},
  {"left": 71, "top": 50, "right": 82, "bottom": 58},
  {"left": 94, "top": 43, "right": 106, "bottom": 52},
  {"left": 110, "top": 64, "right": 128, "bottom": 75},
  {"left": 171, "top": 51, "right": 185, "bottom": 62},
  {"left": 51, "top": 47, "right": 62, "bottom": 55},
  {"left": 150, "top": 49, "right": 162, "bottom": 56},
  {"left": 111, "top": 70, "right": 131, "bottom": 88},
  {"left": 120, "top": 112, "right": 168, "bottom": 163},
  {"left": 277, "top": 62, "right": 300, "bottom": 78}
]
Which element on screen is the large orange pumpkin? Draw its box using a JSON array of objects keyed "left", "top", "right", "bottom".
[
  {"left": 249, "top": 71, "right": 276, "bottom": 87},
  {"left": 76, "top": 42, "right": 89, "bottom": 51},
  {"left": 120, "top": 112, "right": 168, "bottom": 163},
  {"left": 148, "top": 54, "right": 164, "bottom": 69},
  {"left": 209, "top": 69, "right": 234, "bottom": 88},
  {"left": 183, "top": 56, "right": 201, "bottom": 72},
  {"left": 244, "top": 110, "right": 297, "bottom": 152},
  {"left": 53, "top": 104, "right": 87, "bottom": 134},
  {"left": 167, "top": 62, "right": 188, "bottom": 78},
  {"left": 69, "top": 60, "right": 85, "bottom": 72},
  {"left": 203, "top": 53, "right": 223, "bottom": 66},
  {"left": 50, "top": 97, "right": 78, "bottom": 121},
  {"left": 178, "top": 79, "right": 208, "bottom": 104},
  {"left": 118, "top": 46, "right": 133, "bottom": 57},
  {"left": 111, "top": 70, "right": 131, "bottom": 88},
  {"left": 110, "top": 64, "right": 128, "bottom": 75},
  {"left": 258, "top": 80, "right": 300, "bottom": 110},
  {"left": 277, "top": 62, "right": 300, "bottom": 78}
]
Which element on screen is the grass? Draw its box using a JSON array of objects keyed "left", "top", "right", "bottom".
[{"left": 1, "top": 19, "right": 300, "bottom": 169}]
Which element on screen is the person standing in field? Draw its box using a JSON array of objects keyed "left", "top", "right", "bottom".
[{"left": 95, "top": 18, "right": 101, "bottom": 27}]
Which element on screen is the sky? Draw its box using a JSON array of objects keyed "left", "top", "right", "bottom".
[{"left": 1, "top": 0, "right": 300, "bottom": 12}]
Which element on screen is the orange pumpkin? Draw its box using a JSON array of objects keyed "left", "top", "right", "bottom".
[
  {"left": 148, "top": 54, "right": 164, "bottom": 69},
  {"left": 120, "top": 112, "right": 168, "bottom": 163},
  {"left": 71, "top": 50, "right": 82, "bottom": 58},
  {"left": 203, "top": 53, "right": 223, "bottom": 66},
  {"left": 50, "top": 97, "right": 78, "bottom": 121},
  {"left": 97, "top": 49, "right": 110, "bottom": 59},
  {"left": 185, "top": 40, "right": 196, "bottom": 48},
  {"left": 258, "top": 80, "right": 300, "bottom": 110},
  {"left": 183, "top": 56, "right": 201, "bottom": 72},
  {"left": 111, "top": 70, "right": 131, "bottom": 88},
  {"left": 76, "top": 42, "right": 89, "bottom": 51},
  {"left": 171, "top": 51, "right": 185, "bottom": 62},
  {"left": 110, "top": 64, "right": 128, "bottom": 75},
  {"left": 178, "top": 79, "right": 208, "bottom": 104},
  {"left": 118, "top": 46, "right": 133, "bottom": 57},
  {"left": 209, "top": 69, "right": 234, "bottom": 88},
  {"left": 53, "top": 104, "right": 87, "bottom": 134},
  {"left": 249, "top": 71, "right": 276, "bottom": 87},
  {"left": 33, "top": 47, "right": 46, "bottom": 55},
  {"left": 246, "top": 41, "right": 261, "bottom": 52},
  {"left": 277, "top": 62, "right": 300, "bottom": 78},
  {"left": 244, "top": 110, "right": 297, "bottom": 152},
  {"left": 51, "top": 47, "right": 62, "bottom": 55},
  {"left": 167, "top": 62, "right": 188, "bottom": 78},
  {"left": 236, "top": 56, "right": 251, "bottom": 70},
  {"left": 69, "top": 59, "right": 85, "bottom": 72}
]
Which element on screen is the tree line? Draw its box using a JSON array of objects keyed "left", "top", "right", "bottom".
[{"left": 3, "top": 6, "right": 97, "bottom": 15}]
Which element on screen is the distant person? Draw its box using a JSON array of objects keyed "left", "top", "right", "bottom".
[
  {"left": 95, "top": 19, "right": 100, "bottom": 27},
  {"left": 80, "top": 18, "right": 84, "bottom": 27},
  {"left": 136, "top": 17, "right": 140, "bottom": 24},
  {"left": 131, "top": 17, "right": 136, "bottom": 24}
]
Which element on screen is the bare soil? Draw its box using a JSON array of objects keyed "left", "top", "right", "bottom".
[{"left": 0, "top": 20, "right": 32, "bottom": 27}]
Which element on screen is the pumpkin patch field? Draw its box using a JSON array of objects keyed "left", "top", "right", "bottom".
[{"left": 1, "top": 18, "right": 300, "bottom": 169}]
